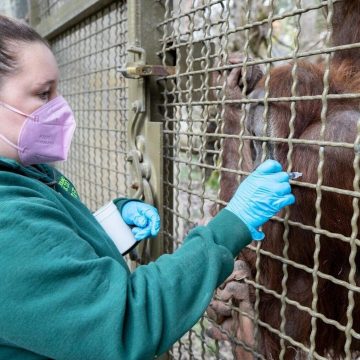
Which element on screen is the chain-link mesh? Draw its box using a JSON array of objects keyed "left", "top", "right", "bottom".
[
  {"left": 159, "top": 0, "right": 360, "bottom": 359},
  {"left": 31, "top": 0, "right": 360, "bottom": 358},
  {"left": 48, "top": 1, "right": 129, "bottom": 211}
]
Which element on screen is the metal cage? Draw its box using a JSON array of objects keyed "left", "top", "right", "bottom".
[
  {"left": 47, "top": 2, "right": 129, "bottom": 211},
  {"left": 29, "top": 0, "right": 130, "bottom": 211},
  {"left": 29, "top": 0, "right": 360, "bottom": 358},
  {"left": 159, "top": 0, "right": 360, "bottom": 359}
]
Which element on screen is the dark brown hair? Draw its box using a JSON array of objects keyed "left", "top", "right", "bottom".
[{"left": 0, "top": 15, "right": 48, "bottom": 82}]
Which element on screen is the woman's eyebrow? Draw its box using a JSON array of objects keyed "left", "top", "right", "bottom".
[{"left": 35, "top": 79, "right": 56, "bottom": 87}]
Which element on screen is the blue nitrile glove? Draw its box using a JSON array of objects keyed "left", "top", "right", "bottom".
[
  {"left": 226, "top": 159, "right": 295, "bottom": 240},
  {"left": 121, "top": 202, "right": 161, "bottom": 241}
]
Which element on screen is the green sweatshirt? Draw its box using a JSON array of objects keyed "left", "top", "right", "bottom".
[{"left": 0, "top": 157, "right": 251, "bottom": 360}]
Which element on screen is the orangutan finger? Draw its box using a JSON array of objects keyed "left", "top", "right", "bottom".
[
  {"left": 227, "top": 66, "right": 243, "bottom": 89},
  {"left": 206, "top": 304, "right": 226, "bottom": 324},
  {"left": 217, "top": 281, "right": 249, "bottom": 302},
  {"left": 228, "top": 52, "right": 244, "bottom": 64},
  {"left": 234, "top": 259, "right": 251, "bottom": 273},
  {"left": 206, "top": 325, "right": 229, "bottom": 341},
  {"left": 208, "top": 299, "right": 232, "bottom": 318}
]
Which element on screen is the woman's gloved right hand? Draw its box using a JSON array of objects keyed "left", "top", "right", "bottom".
[
  {"left": 121, "top": 202, "right": 160, "bottom": 241},
  {"left": 225, "top": 159, "right": 295, "bottom": 240}
]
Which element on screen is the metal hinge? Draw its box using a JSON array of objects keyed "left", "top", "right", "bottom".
[{"left": 118, "top": 64, "right": 176, "bottom": 79}]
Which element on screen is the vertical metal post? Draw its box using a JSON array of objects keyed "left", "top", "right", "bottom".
[
  {"left": 119, "top": 4, "right": 172, "bottom": 358},
  {"left": 28, "top": 0, "right": 40, "bottom": 26},
  {"left": 126, "top": 0, "right": 167, "bottom": 267}
]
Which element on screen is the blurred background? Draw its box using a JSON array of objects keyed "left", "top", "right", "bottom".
[{"left": 0, "top": 0, "right": 28, "bottom": 19}]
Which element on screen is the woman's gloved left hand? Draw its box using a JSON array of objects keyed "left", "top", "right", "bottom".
[
  {"left": 121, "top": 202, "right": 160, "bottom": 241},
  {"left": 226, "top": 159, "right": 295, "bottom": 240}
]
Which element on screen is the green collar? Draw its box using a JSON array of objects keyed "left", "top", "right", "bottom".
[{"left": 0, "top": 157, "right": 57, "bottom": 186}]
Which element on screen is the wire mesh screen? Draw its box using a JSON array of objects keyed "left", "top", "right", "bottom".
[
  {"left": 48, "top": 1, "right": 129, "bottom": 211},
  {"left": 159, "top": 0, "right": 360, "bottom": 359}
]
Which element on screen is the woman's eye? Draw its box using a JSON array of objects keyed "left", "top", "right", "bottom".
[{"left": 38, "top": 91, "right": 50, "bottom": 101}]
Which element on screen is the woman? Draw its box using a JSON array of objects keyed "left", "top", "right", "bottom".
[{"left": 0, "top": 15, "right": 294, "bottom": 360}]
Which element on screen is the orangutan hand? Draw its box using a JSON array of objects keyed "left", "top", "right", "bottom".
[
  {"left": 206, "top": 259, "right": 255, "bottom": 360},
  {"left": 211, "top": 53, "right": 264, "bottom": 105}
]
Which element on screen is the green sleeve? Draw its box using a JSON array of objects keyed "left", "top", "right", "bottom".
[
  {"left": 112, "top": 197, "right": 144, "bottom": 214},
  {"left": 0, "top": 191, "right": 251, "bottom": 359}
]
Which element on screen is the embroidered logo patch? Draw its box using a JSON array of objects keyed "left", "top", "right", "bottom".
[{"left": 58, "top": 175, "right": 79, "bottom": 199}]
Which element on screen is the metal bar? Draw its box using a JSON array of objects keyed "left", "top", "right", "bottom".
[
  {"left": 126, "top": 2, "right": 168, "bottom": 323},
  {"left": 32, "top": 0, "right": 115, "bottom": 39},
  {"left": 157, "top": 0, "right": 341, "bottom": 28},
  {"left": 159, "top": 41, "right": 360, "bottom": 77}
]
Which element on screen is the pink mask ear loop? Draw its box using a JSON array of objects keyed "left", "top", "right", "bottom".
[
  {"left": 0, "top": 102, "right": 29, "bottom": 151},
  {"left": 0, "top": 101, "right": 32, "bottom": 118},
  {"left": 0, "top": 133, "right": 22, "bottom": 151}
]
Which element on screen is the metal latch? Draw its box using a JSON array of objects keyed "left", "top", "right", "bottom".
[{"left": 118, "top": 65, "right": 176, "bottom": 79}]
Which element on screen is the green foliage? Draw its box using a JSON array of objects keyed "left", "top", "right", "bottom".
[{"left": 206, "top": 170, "right": 220, "bottom": 191}]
